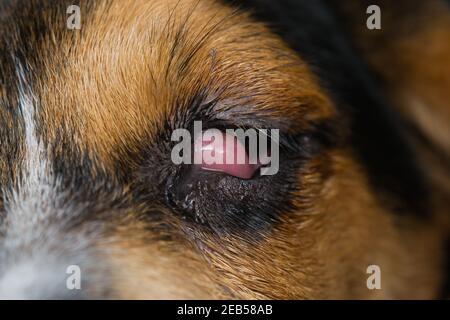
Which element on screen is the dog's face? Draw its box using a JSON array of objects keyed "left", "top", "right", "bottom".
[{"left": 0, "top": 0, "right": 445, "bottom": 299}]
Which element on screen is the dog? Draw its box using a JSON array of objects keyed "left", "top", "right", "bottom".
[{"left": 0, "top": 0, "right": 449, "bottom": 299}]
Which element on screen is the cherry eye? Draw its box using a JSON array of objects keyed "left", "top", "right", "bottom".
[{"left": 193, "top": 129, "right": 261, "bottom": 179}]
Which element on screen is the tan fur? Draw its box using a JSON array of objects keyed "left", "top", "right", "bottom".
[
  {"left": 329, "top": 0, "right": 450, "bottom": 234},
  {"left": 37, "top": 0, "right": 333, "bottom": 169},
  {"left": 1, "top": 0, "right": 449, "bottom": 299},
  {"left": 330, "top": 0, "right": 450, "bottom": 156},
  {"left": 35, "top": 0, "right": 449, "bottom": 299},
  {"left": 104, "top": 150, "right": 444, "bottom": 299}
]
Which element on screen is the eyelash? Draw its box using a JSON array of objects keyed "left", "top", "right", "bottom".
[{"left": 168, "top": 89, "right": 332, "bottom": 157}]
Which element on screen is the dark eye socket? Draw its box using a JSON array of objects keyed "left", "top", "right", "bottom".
[
  {"left": 166, "top": 164, "right": 294, "bottom": 235},
  {"left": 150, "top": 93, "right": 333, "bottom": 235},
  {"left": 165, "top": 127, "right": 322, "bottom": 236}
]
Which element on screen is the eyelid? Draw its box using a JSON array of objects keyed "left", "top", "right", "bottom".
[{"left": 194, "top": 129, "right": 261, "bottom": 179}]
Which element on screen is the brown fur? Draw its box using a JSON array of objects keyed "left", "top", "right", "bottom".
[
  {"left": 330, "top": 0, "right": 450, "bottom": 233},
  {"left": 36, "top": 0, "right": 333, "bottom": 168},
  {"left": 342, "top": 1, "right": 450, "bottom": 153},
  {"left": 0, "top": 0, "right": 449, "bottom": 299}
]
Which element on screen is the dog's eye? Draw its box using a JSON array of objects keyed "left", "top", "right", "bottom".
[
  {"left": 193, "top": 129, "right": 261, "bottom": 179},
  {"left": 165, "top": 127, "right": 310, "bottom": 235}
]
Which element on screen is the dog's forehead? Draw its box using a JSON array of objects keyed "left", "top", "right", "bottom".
[{"left": 0, "top": 0, "right": 332, "bottom": 174}]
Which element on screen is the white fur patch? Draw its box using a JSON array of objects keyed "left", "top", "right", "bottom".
[
  {"left": 0, "top": 63, "right": 107, "bottom": 299},
  {"left": 3, "top": 63, "right": 58, "bottom": 243},
  {"left": 0, "top": 64, "right": 76, "bottom": 298}
]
